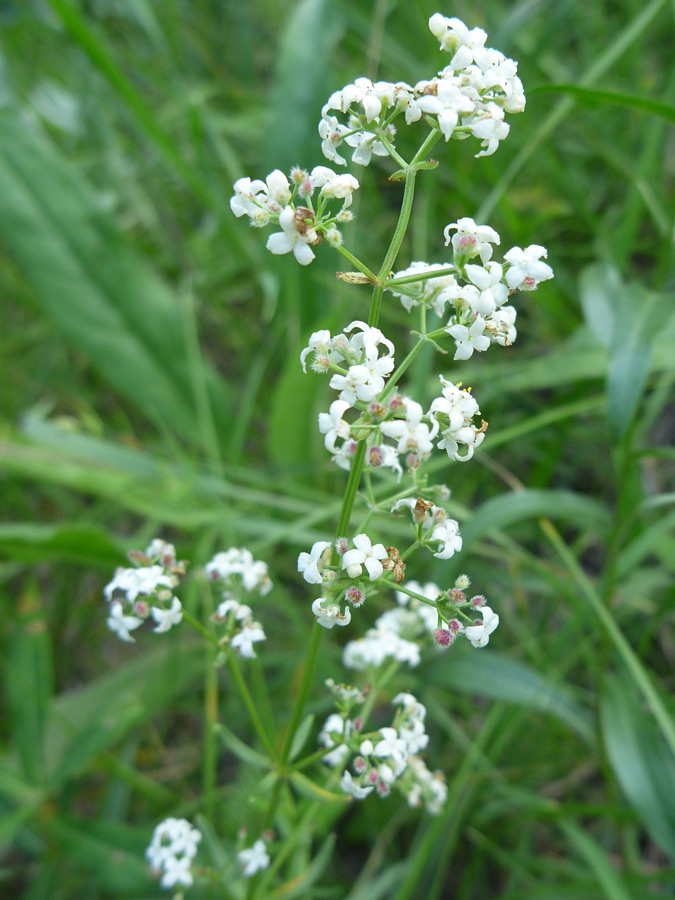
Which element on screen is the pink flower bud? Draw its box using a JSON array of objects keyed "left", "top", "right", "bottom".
[
  {"left": 346, "top": 586, "right": 365, "bottom": 608},
  {"left": 354, "top": 755, "right": 367, "bottom": 773},
  {"left": 368, "top": 446, "right": 383, "bottom": 467},
  {"left": 434, "top": 628, "right": 451, "bottom": 647},
  {"left": 376, "top": 780, "right": 390, "bottom": 797},
  {"left": 335, "top": 537, "right": 349, "bottom": 556},
  {"left": 470, "top": 594, "right": 486, "bottom": 607}
]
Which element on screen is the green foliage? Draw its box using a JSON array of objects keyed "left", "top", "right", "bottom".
[{"left": 0, "top": 0, "right": 673, "bottom": 898}]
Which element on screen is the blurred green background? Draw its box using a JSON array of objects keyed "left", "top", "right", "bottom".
[{"left": 0, "top": 0, "right": 674, "bottom": 898}]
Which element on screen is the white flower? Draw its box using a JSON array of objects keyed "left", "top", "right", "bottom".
[
  {"left": 238, "top": 839, "right": 270, "bottom": 877},
  {"left": 341, "top": 770, "right": 374, "bottom": 799},
  {"left": 465, "top": 605, "right": 500, "bottom": 647},
  {"left": 503, "top": 245, "right": 554, "bottom": 290},
  {"left": 487, "top": 305, "right": 517, "bottom": 346},
  {"left": 145, "top": 538, "right": 177, "bottom": 566},
  {"left": 443, "top": 217, "right": 500, "bottom": 264},
  {"left": 318, "top": 400, "right": 352, "bottom": 453},
  {"left": 106, "top": 600, "right": 143, "bottom": 642},
  {"left": 430, "top": 376, "right": 486, "bottom": 462},
  {"left": 300, "top": 329, "right": 335, "bottom": 373},
  {"left": 146, "top": 818, "right": 201, "bottom": 888},
  {"left": 373, "top": 727, "right": 407, "bottom": 763},
  {"left": 446, "top": 316, "right": 491, "bottom": 360},
  {"left": 215, "top": 599, "right": 251, "bottom": 621},
  {"left": 231, "top": 622, "right": 266, "bottom": 658},
  {"left": 151, "top": 597, "right": 183, "bottom": 633},
  {"left": 206, "top": 548, "right": 272, "bottom": 595},
  {"left": 104, "top": 565, "right": 173, "bottom": 603},
  {"left": 429, "top": 15, "right": 488, "bottom": 69},
  {"left": 430, "top": 519, "right": 463, "bottom": 559},
  {"left": 312, "top": 598, "right": 352, "bottom": 629},
  {"left": 471, "top": 101, "right": 510, "bottom": 157},
  {"left": 379, "top": 398, "right": 439, "bottom": 460},
  {"left": 297, "top": 541, "right": 332, "bottom": 584},
  {"left": 464, "top": 262, "right": 508, "bottom": 316},
  {"left": 342, "top": 533, "right": 388, "bottom": 580},
  {"left": 318, "top": 114, "right": 348, "bottom": 165},
  {"left": 266, "top": 206, "right": 316, "bottom": 265}
]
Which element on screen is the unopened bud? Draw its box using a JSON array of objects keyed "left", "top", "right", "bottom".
[
  {"left": 368, "top": 446, "right": 383, "bottom": 467},
  {"left": 434, "top": 628, "right": 451, "bottom": 647},
  {"left": 345, "top": 585, "right": 365, "bottom": 607}
]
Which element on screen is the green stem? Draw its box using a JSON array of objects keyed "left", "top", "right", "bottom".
[
  {"left": 381, "top": 335, "right": 427, "bottom": 400},
  {"left": 279, "top": 623, "right": 324, "bottom": 767},
  {"left": 181, "top": 608, "right": 219, "bottom": 645},
  {"left": 541, "top": 518, "right": 675, "bottom": 758},
  {"left": 227, "top": 653, "right": 276, "bottom": 758},
  {"left": 335, "top": 244, "right": 378, "bottom": 282},
  {"left": 386, "top": 265, "right": 457, "bottom": 287},
  {"left": 199, "top": 591, "right": 218, "bottom": 822},
  {"left": 336, "top": 440, "right": 368, "bottom": 536}
]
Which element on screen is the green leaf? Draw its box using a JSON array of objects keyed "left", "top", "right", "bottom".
[
  {"left": 531, "top": 84, "right": 675, "bottom": 123},
  {"left": 274, "top": 832, "right": 336, "bottom": 900},
  {"left": 426, "top": 648, "right": 594, "bottom": 744},
  {"left": 579, "top": 263, "right": 663, "bottom": 439},
  {"left": 601, "top": 672, "right": 675, "bottom": 860},
  {"left": 559, "top": 819, "right": 635, "bottom": 900},
  {"left": 214, "top": 723, "right": 272, "bottom": 769},
  {"left": 459, "top": 489, "right": 610, "bottom": 550},
  {"left": 6, "top": 584, "right": 54, "bottom": 786},
  {"left": 289, "top": 713, "right": 315, "bottom": 762},
  {"left": 44, "top": 641, "right": 203, "bottom": 786},
  {"left": 44, "top": 816, "right": 153, "bottom": 893},
  {"left": 265, "top": 0, "right": 344, "bottom": 172},
  {"left": 0, "top": 111, "right": 232, "bottom": 441},
  {"left": 0, "top": 522, "right": 123, "bottom": 569}
]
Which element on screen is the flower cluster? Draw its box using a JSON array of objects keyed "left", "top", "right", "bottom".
[
  {"left": 302, "top": 532, "right": 413, "bottom": 629},
  {"left": 319, "top": 14, "right": 525, "bottom": 168},
  {"left": 386, "top": 218, "right": 553, "bottom": 361},
  {"left": 230, "top": 165, "right": 359, "bottom": 264},
  {"left": 146, "top": 818, "right": 201, "bottom": 889},
  {"left": 343, "top": 576, "right": 499, "bottom": 669},
  {"left": 207, "top": 548, "right": 271, "bottom": 658},
  {"left": 391, "top": 497, "right": 462, "bottom": 559},
  {"left": 319, "top": 689, "right": 447, "bottom": 814},
  {"left": 104, "top": 538, "right": 187, "bottom": 642},
  {"left": 301, "top": 319, "right": 488, "bottom": 473},
  {"left": 302, "top": 322, "right": 488, "bottom": 471}
]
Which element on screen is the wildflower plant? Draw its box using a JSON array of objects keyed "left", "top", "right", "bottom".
[{"left": 101, "top": 14, "right": 555, "bottom": 895}]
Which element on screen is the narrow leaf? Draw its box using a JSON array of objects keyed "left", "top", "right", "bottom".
[
  {"left": 426, "top": 648, "right": 594, "bottom": 744},
  {"left": 0, "top": 111, "right": 232, "bottom": 441},
  {"left": 601, "top": 673, "right": 675, "bottom": 860}
]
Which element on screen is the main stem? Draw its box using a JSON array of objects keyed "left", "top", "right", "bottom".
[{"left": 264, "top": 133, "right": 439, "bottom": 832}]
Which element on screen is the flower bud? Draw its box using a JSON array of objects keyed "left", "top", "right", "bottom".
[
  {"left": 325, "top": 227, "right": 343, "bottom": 248},
  {"left": 368, "top": 446, "right": 383, "bottom": 467},
  {"left": 345, "top": 585, "right": 365, "bottom": 607},
  {"left": 434, "top": 628, "right": 451, "bottom": 647}
]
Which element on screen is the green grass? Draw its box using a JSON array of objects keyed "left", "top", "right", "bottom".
[{"left": 1, "top": 0, "right": 674, "bottom": 898}]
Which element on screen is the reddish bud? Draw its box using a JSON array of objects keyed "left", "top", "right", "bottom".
[{"left": 434, "top": 628, "right": 451, "bottom": 647}]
